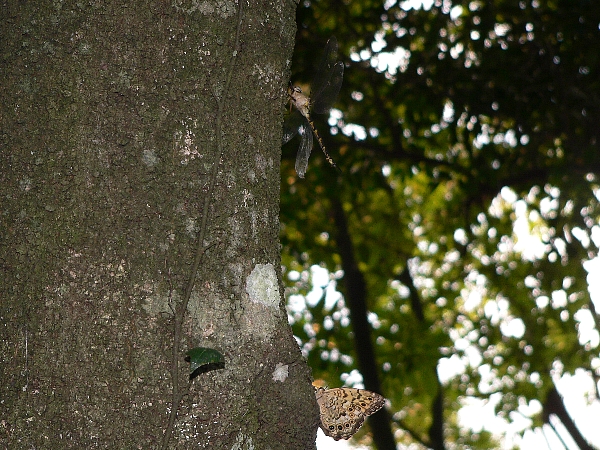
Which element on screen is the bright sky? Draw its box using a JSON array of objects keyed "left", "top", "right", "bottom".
[
  {"left": 315, "top": 369, "right": 600, "bottom": 449},
  {"left": 317, "top": 428, "right": 370, "bottom": 450}
]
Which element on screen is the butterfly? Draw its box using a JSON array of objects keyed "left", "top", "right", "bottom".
[{"left": 315, "top": 386, "right": 385, "bottom": 440}]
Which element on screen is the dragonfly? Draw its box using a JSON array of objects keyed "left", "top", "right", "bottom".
[{"left": 282, "top": 37, "right": 344, "bottom": 178}]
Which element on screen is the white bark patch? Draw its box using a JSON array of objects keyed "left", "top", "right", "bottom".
[
  {"left": 231, "top": 433, "right": 254, "bottom": 450},
  {"left": 245, "top": 264, "right": 280, "bottom": 308},
  {"left": 272, "top": 363, "right": 288, "bottom": 382},
  {"left": 141, "top": 148, "right": 158, "bottom": 167}
]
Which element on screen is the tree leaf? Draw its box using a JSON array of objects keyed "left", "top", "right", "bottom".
[{"left": 185, "top": 347, "right": 225, "bottom": 379}]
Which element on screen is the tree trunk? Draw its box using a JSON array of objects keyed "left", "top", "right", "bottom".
[
  {"left": 330, "top": 198, "right": 397, "bottom": 449},
  {"left": 543, "top": 386, "right": 593, "bottom": 450},
  {"left": 0, "top": 1, "right": 317, "bottom": 448}
]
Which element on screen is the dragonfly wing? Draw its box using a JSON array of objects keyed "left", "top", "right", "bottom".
[
  {"left": 294, "top": 122, "right": 313, "bottom": 178},
  {"left": 282, "top": 110, "right": 304, "bottom": 144},
  {"left": 310, "top": 37, "right": 340, "bottom": 106},
  {"left": 312, "top": 61, "right": 344, "bottom": 114}
]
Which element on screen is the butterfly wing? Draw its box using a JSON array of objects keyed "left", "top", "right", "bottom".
[{"left": 316, "top": 387, "right": 385, "bottom": 441}]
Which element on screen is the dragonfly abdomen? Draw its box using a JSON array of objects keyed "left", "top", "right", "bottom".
[{"left": 307, "top": 117, "right": 337, "bottom": 169}]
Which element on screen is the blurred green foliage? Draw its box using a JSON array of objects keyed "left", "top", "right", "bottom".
[{"left": 281, "top": 0, "right": 600, "bottom": 448}]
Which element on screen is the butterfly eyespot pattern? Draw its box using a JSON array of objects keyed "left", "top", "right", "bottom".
[{"left": 315, "top": 387, "right": 385, "bottom": 441}]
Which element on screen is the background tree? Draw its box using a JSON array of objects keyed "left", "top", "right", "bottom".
[
  {"left": 0, "top": 1, "right": 319, "bottom": 449},
  {"left": 282, "top": 1, "right": 600, "bottom": 449}
]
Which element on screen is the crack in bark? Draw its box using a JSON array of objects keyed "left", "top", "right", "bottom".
[{"left": 160, "top": 2, "right": 245, "bottom": 447}]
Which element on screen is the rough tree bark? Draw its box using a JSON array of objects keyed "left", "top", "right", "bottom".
[{"left": 1, "top": 1, "right": 317, "bottom": 448}]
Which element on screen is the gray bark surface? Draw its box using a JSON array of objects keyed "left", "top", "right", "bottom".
[{"left": 1, "top": 1, "right": 317, "bottom": 448}]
